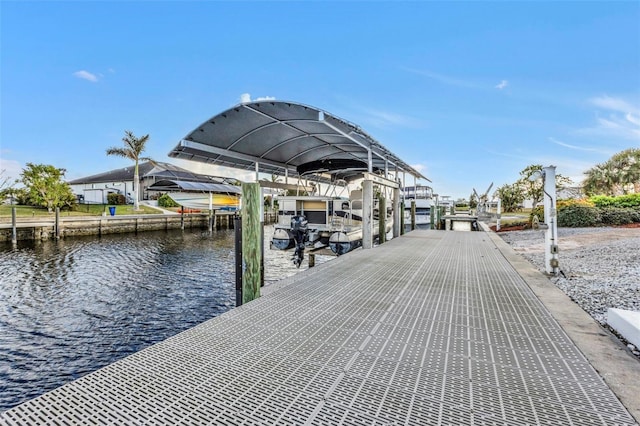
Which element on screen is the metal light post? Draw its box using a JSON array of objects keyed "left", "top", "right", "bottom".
[{"left": 530, "top": 166, "right": 559, "bottom": 275}]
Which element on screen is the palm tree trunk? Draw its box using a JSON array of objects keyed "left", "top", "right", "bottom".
[{"left": 134, "top": 160, "right": 140, "bottom": 210}]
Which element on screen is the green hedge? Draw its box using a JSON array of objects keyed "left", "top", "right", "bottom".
[
  {"left": 558, "top": 204, "right": 601, "bottom": 227},
  {"left": 558, "top": 203, "right": 640, "bottom": 227},
  {"left": 107, "top": 193, "right": 126, "bottom": 205},
  {"left": 589, "top": 194, "right": 640, "bottom": 208},
  {"left": 598, "top": 207, "right": 639, "bottom": 225},
  {"left": 158, "top": 194, "right": 180, "bottom": 208}
]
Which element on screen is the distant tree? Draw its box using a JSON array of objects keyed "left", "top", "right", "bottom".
[
  {"left": 106, "top": 131, "right": 151, "bottom": 211},
  {"left": 0, "top": 169, "right": 16, "bottom": 201},
  {"left": 583, "top": 148, "right": 640, "bottom": 196},
  {"left": 495, "top": 183, "right": 524, "bottom": 212},
  {"left": 20, "top": 163, "right": 75, "bottom": 212},
  {"left": 517, "top": 164, "right": 572, "bottom": 206},
  {"left": 455, "top": 198, "right": 468, "bottom": 208},
  {"left": 468, "top": 192, "right": 478, "bottom": 209}
]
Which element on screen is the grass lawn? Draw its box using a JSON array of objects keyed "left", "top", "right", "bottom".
[{"left": 0, "top": 204, "right": 162, "bottom": 218}]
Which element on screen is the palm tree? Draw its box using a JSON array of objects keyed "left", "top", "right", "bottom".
[
  {"left": 106, "top": 131, "right": 151, "bottom": 210},
  {"left": 583, "top": 149, "right": 640, "bottom": 196}
]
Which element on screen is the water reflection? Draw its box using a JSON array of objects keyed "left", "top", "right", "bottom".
[{"left": 0, "top": 225, "right": 332, "bottom": 411}]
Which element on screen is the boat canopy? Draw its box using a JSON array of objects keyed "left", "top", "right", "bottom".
[
  {"left": 148, "top": 179, "right": 241, "bottom": 194},
  {"left": 168, "top": 101, "right": 429, "bottom": 183}
]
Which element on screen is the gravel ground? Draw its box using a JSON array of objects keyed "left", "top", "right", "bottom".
[{"left": 498, "top": 226, "right": 640, "bottom": 354}]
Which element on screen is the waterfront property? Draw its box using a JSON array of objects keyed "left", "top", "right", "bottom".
[
  {"left": 67, "top": 160, "right": 238, "bottom": 205},
  {"left": 2, "top": 229, "right": 638, "bottom": 424},
  {"left": 0, "top": 212, "right": 234, "bottom": 242}
]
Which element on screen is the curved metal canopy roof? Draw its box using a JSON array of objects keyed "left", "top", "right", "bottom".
[
  {"left": 168, "top": 101, "right": 428, "bottom": 183},
  {"left": 148, "top": 179, "right": 241, "bottom": 193}
]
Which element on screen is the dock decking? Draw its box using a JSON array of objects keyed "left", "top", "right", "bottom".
[{"left": 2, "top": 230, "right": 637, "bottom": 425}]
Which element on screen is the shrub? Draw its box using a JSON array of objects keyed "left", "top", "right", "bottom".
[
  {"left": 158, "top": 194, "right": 180, "bottom": 208},
  {"left": 107, "top": 193, "right": 126, "bottom": 205},
  {"left": 599, "top": 207, "right": 635, "bottom": 225},
  {"left": 558, "top": 204, "right": 601, "bottom": 227},
  {"left": 590, "top": 194, "right": 640, "bottom": 208},
  {"left": 529, "top": 205, "right": 544, "bottom": 227}
]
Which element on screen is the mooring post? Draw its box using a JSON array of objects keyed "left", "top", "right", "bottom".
[
  {"left": 378, "top": 195, "right": 386, "bottom": 244},
  {"left": 180, "top": 209, "right": 184, "bottom": 230},
  {"left": 234, "top": 215, "right": 243, "bottom": 306},
  {"left": 55, "top": 207, "right": 60, "bottom": 239},
  {"left": 362, "top": 179, "right": 374, "bottom": 249},
  {"left": 241, "top": 182, "right": 262, "bottom": 303},
  {"left": 11, "top": 206, "right": 17, "bottom": 245},
  {"left": 400, "top": 201, "right": 405, "bottom": 235},
  {"left": 411, "top": 200, "right": 416, "bottom": 231},
  {"left": 309, "top": 253, "right": 315, "bottom": 268},
  {"left": 392, "top": 186, "right": 400, "bottom": 238},
  {"left": 430, "top": 205, "right": 435, "bottom": 229}
]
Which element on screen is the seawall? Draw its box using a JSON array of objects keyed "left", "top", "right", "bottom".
[{"left": 0, "top": 213, "right": 229, "bottom": 242}]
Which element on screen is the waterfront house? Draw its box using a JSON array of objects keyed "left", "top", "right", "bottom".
[{"left": 67, "top": 161, "right": 236, "bottom": 204}]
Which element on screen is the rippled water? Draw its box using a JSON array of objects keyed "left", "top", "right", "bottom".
[{"left": 0, "top": 225, "right": 329, "bottom": 412}]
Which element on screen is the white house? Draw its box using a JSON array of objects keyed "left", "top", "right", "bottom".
[{"left": 68, "top": 161, "right": 234, "bottom": 204}]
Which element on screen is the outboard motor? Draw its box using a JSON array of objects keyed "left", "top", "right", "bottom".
[{"left": 290, "top": 215, "right": 308, "bottom": 268}]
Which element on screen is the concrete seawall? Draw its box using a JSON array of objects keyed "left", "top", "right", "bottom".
[{"left": 0, "top": 213, "right": 229, "bottom": 242}]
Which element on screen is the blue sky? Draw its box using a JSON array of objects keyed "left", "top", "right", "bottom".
[{"left": 1, "top": 1, "right": 639, "bottom": 200}]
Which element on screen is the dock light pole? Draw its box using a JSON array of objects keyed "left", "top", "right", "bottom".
[{"left": 530, "top": 166, "right": 559, "bottom": 275}]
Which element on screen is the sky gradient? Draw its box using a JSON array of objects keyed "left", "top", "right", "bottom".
[{"left": 2, "top": 1, "right": 639, "bottom": 200}]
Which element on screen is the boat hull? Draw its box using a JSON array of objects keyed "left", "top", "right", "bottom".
[
  {"left": 271, "top": 228, "right": 295, "bottom": 250},
  {"left": 168, "top": 192, "right": 239, "bottom": 211},
  {"left": 329, "top": 231, "right": 362, "bottom": 256}
]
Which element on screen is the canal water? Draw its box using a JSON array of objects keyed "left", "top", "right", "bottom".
[{"left": 0, "top": 226, "right": 332, "bottom": 412}]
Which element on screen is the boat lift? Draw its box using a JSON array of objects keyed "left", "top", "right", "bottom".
[{"left": 168, "top": 100, "right": 428, "bottom": 304}]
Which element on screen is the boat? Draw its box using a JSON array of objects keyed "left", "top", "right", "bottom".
[
  {"left": 403, "top": 185, "right": 433, "bottom": 229},
  {"left": 328, "top": 190, "right": 394, "bottom": 255},
  {"left": 167, "top": 191, "right": 240, "bottom": 211},
  {"left": 270, "top": 195, "right": 351, "bottom": 250}
]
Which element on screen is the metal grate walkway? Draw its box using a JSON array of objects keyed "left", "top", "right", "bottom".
[{"left": 2, "top": 230, "right": 637, "bottom": 425}]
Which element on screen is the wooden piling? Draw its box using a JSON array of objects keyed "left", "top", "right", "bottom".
[
  {"left": 11, "top": 207, "right": 17, "bottom": 245},
  {"left": 55, "top": 207, "right": 61, "bottom": 239},
  {"left": 378, "top": 196, "right": 386, "bottom": 244},
  {"left": 411, "top": 200, "right": 416, "bottom": 231},
  {"left": 241, "top": 182, "right": 262, "bottom": 304},
  {"left": 393, "top": 187, "right": 400, "bottom": 238},
  {"left": 362, "top": 180, "right": 373, "bottom": 249}
]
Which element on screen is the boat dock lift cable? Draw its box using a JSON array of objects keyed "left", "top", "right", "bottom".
[{"left": 2, "top": 229, "right": 638, "bottom": 425}]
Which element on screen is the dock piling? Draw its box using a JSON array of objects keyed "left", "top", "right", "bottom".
[{"left": 11, "top": 207, "right": 17, "bottom": 245}]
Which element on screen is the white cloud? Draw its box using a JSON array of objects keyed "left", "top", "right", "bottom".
[
  {"left": 495, "top": 80, "right": 508, "bottom": 90},
  {"left": 578, "top": 95, "right": 640, "bottom": 141},
  {"left": 239, "top": 93, "right": 276, "bottom": 104},
  {"left": 626, "top": 113, "right": 640, "bottom": 126},
  {"left": 547, "top": 137, "right": 609, "bottom": 154},
  {"left": 73, "top": 70, "right": 99, "bottom": 82},
  {"left": 0, "top": 157, "right": 23, "bottom": 183},
  {"left": 589, "top": 95, "right": 640, "bottom": 115}
]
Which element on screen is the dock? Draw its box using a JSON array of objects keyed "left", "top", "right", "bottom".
[{"left": 2, "top": 229, "right": 638, "bottom": 425}]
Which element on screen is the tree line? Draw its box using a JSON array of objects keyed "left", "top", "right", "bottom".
[
  {"left": 1, "top": 131, "right": 150, "bottom": 212},
  {"left": 489, "top": 148, "right": 640, "bottom": 213}
]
